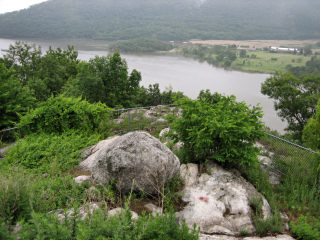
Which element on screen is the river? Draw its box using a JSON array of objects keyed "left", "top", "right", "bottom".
[{"left": 0, "top": 38, "right": 286, "bottom": 132}]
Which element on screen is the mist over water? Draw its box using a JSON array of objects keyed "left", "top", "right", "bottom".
[{"left": 0, "top": 38, "right": 286, "bottom": 133}]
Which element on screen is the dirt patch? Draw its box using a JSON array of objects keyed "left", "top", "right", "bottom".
[
  {"left": 130, "top": 199, "right": 159, "bottom": 215},
  {"left": 189, "top": 39, "right": 320, "bottom": 48}
]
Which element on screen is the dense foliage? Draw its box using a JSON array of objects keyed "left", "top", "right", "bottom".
[
  {"left": 136, "top": 84, "right": 184, "bottom": 107},
  {"left": 110, "top": 38, "right": 174, "bottom": 53},
  {"left": 18, "top": 96, "right": 111, "bottom": 134},
  {"left": 170, "top": 90, "right": 264, "bottom": 166},
  {"left": 0, "top": 42, "right": 182, "bottom": 130},
  {"left": 303, "top": 99, "right": 320, "bottom": 150},
  {"left": 0, "top": 63, "right": 35, "bottom": 129},
  {"left": 3, "top": 42, "right": 79, "bottom": 101},
  {"left": 64, "top": 52, "right": 142, "bottom": 107},
  {"left": 288, "top": 56, "right": 320, "bottom": 77},
  {"left": 1, "top": 131, "right": 101, "bottom": 173},
  {"left": 291, "top": 215, "right": 320, "bottom": 240},
  {"left": 181, "top": 45, "right": 238, "bottom": 68},
  {"left": 261, "top": 72, "right": 320, "bottom": 141},
  {"left": 0, "top": 0, "right": 319, "bottom": 41}
]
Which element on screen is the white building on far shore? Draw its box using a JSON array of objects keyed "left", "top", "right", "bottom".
[{"left": 270, "top": 46, "right": 301, "bottom": 53}]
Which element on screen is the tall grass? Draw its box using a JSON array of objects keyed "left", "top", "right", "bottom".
[{"left": 260, "top": 135, "right": 320, "bottom": 215}]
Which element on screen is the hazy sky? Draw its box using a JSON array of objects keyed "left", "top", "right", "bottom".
[{"left": 0, "top": 0, "right": 48, "bottom": 14}]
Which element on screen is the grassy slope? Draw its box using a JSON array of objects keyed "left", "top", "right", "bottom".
[
  {"left": 176, "top": 46, "right": 311, "bottom": 74},
  {"left": 231, "top": 51, "right": 311, "bottom": 73}
]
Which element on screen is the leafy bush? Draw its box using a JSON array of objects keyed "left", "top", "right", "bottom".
[
  {"left": 170, "top": 90, "right": 264, "bottom": 166},
  {"left": 18, "top": 96, "right": 111, "bottom": 134},
  {"left": 1, "top": 130, "right": 101, "bottom": 172},
  {"left": 19, "top": 207, "right": 199, "bottom": 240},
  {"left": 291, "top": 215, "right": 320, "bottom": 240},
  {"left": 303, "top": 99, "right": 320, "bottom": 151}
]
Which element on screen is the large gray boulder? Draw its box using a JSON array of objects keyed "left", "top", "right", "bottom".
[
  {"left": 80, "top": 131, "right": 180, "bottom": 194},
  {"left": 177, "top": 162, "right": 272, "bottom": 236}
]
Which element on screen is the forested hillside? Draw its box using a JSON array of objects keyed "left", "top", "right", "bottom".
[{"left": 0, "top": 0, "right": 319, "bottom": 41}]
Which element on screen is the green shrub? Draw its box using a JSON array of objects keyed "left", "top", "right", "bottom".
[
  {"left": 303, "top": 99, "right": 320, "bottom": 151},
  {"left": 29, "top": 175, "right": 88, "bottom": 213},
  {"left": 18, "top": 96, "right": 111, "bottom": 134},
  {"left": 0, "top": 168, "right": 88, "bottom": 225},
  {"left": 250, "top": 197, "right": 282, "bottom": 235},
  {"left": 135, "top": 210, "right": 199, "bottom": 240},
  {"left": 253, "top": 214, "right": 283, "bottom": 235},
  {"left": 291, "top": 215, "right": 320, "bottom": 240},
  {"left": 19, "top": 207, "right": 199, "bottom": 240},
  {"left": 0, "top": 219, "right": 13, "bottom": 240},
  {"left": 170, "top": 90, "right": 264, "bottom": 166},
  {"left": 20, "top": 212, "right": 75, "bottom": 240},
  {"left": 0, "top": 169, "right": 32, "bottom": 225},
  {"left": 163, "top": 175, "right": 184, "bottom": 210},
  {"left": 1, "top": 130, "right": 101, "bottom": 173}
]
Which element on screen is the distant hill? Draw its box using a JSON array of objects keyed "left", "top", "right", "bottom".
[{"left": 0, "top": 0, "right": 319, "bottom": 41}]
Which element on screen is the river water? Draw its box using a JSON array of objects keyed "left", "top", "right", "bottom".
[{"left": 0, "top": 38, "right": 286, "bottom": 132}]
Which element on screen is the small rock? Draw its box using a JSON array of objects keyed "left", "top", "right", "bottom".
[
  {"left": 74, "top": 175, "right": 91, "bottom": 184},
  {"left": 108, "top": 207, "right": 138, "bottom": 220},
  {"left": 173, "top": 141, "right": 184, "bottom": 151},
  {"left": 159, "top": 128, "right": 170, "bottom": 141},
  {"left": 280, "top": 212, "right": 289, "bottom": 222},
  {"left": 144, "top": 203, "right": 162, "bottom": 216},
  {"left": 51, "top": 202, "right": 100, "bottom": 221},
  {"left": 42, "top": 173, "right": 49, "bottom": 178},
  {"left": 0, "top": 143, "right": 15, "bottom": 158},
  {"left": 199, "top": 234, "right": 237, "bottom": 240},
  {"left": 258, "top": 155, "right": 281, "bottom": 186},
  {"left": 12, "top": 223, "right": 22, "bottom": 235},
  {"left": 89, "top": 186, "right": 97, "bottom": 192},
  {"left": 78, "top": 202, "right": 100, "bottom": 220},
  {"left": 280, "top": 212, "right": 290, "bottom": 231},
  {"left": 254, "top": 142, "right": 274, "bottom": 157},
  {"left": 151, "top": 118, "right": 167, "bottom": 125}
]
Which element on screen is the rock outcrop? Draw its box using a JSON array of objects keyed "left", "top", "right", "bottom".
[
  {"left": 199, "top": 234, "right": 295, "bottom": 240},
  {"left": 80, "top": 131, "right": 180, "bottom": 194},
  {"left": 107, "top": 207, "right": 139, "bottom": 220},
  {"left": 177, "top": 163, "right": 272, "bottom": 236}
]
